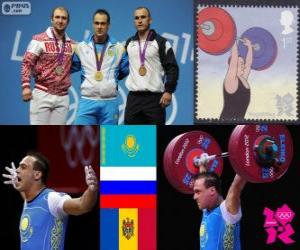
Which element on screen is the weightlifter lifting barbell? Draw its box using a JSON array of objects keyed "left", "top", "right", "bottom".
[
  {"left": 163, "top": 125, "right": 293, "bottom": 249},
  {"left": 197, "top": 7, "right": 278, "bottom": 119}
]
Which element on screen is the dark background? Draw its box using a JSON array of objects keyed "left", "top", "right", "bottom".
[
  {"left": 158, "top": 125, "right": 300, "bottom": 250},
  {"left": 1, "top": 125, "right": 299, "bottom": 249},
  {"left": 0, "top": 126, "right": 99, "bottom": 250}
]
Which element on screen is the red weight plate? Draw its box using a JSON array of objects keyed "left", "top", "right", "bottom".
[
  {"left": 163, "top": 133, "right": 186, "bottom": 192},
  {"left": 228, "top": 126, "right": 254, "bottom": 182},
  {"left": 186, "top": 148, "right": 205, "bottom": 175},
  {"left": 228, "top": 125, "right": 293, "bottom": 183},
  {"left": 197, "top": 7, "right": 236, "bottom": 55},
  {"left": 163, "top": 131, "right": 223, "bottom": 194}
]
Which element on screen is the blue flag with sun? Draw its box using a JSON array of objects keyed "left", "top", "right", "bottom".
[{"left": 101, "top": 125, "right": 156, "bottom": 167}]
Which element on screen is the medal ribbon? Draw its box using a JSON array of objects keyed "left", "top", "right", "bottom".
[
  {"left": 138, "top": 31, "right": 152, "bottom": 67},
  {"left": 93, "top": 36, "right": 108, "bottom": 72},
  {"left": 51, "top": 28, "right": 66, "bottom": 66}
]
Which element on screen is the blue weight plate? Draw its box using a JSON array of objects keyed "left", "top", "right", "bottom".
[{"left": 238, "top": 27, "right": 277, "bottom": 70}]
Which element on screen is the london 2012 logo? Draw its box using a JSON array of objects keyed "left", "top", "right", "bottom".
[{"left": 263, "top": 204, "right": 295, "bottom": 245}]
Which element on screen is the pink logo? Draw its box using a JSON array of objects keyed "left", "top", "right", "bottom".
[{"left": 263, "top": 204, "right": 295, "bottom": 244}]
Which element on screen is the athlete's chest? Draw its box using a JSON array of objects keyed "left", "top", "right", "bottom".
[
  {"left": 127, "top": 40, "right": 159, "bottom": 59},
  {"left": 42, "top": 40, "right": 73, "bottom": 55}
]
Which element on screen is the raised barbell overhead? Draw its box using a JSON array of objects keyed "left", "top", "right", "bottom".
[
  {"left": 197, "top": 8, "right": 277, "bottom": 70},
  {"left": 163, "top": 125, "right": 293, "bottom": 194}
]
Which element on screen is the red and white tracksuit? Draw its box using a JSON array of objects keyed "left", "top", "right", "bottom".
[{"left": 21, "top": 27, "right": 75, "bottom": 124}]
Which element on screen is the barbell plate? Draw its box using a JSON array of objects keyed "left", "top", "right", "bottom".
[
  {"left": 197, "top": 7, "right": 236, "bottom": 55},
  {"left": 228, "top": 125, "right": 293, "bottom": 183},
  {"left": 238, "top": 27, "right": 277, "bottom": 70},
  {"left": 163, "top": 133, "right": 186, "bottom": 193},
  {"left": 228, "top": 125, "right": 255, "bottom": 182},
  {"left": 163, "top": 131, "right": 223, "bottom": 194}
]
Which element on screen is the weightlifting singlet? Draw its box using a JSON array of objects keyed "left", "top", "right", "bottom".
[
  {"left": 220, "top": 78, "right": 250, "bottom": 119},
  {"left": 199, "top": 204, "right": 241, "bottom": 250},
  {"left": 20, "top": 188, "right": 69, "bottom": 250}
]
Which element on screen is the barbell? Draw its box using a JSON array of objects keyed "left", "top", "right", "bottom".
[
  {"left": 197, "top": 7, "right": 278, "bottom": 70},
  {"left": 163, "top": 125, "right": 293, "bottom": 194}
]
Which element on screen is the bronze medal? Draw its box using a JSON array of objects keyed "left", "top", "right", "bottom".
[
  {"left": 95, "top": 71, "right": 103, "bottom": 81},
  {"left": 55, "top": 65, "right": 64, "bottom": 75},
  {"left": 138, "top": 31, "right": 152, "bottom": 77},
  {"left": 139, "top": 65, "right": 147, "bottom": 76}
]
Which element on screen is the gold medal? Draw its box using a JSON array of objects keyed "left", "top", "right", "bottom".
[
  {"left": 95, "top": 71, "right": 103, "bottom": 81},
  {"left": 55, "top": 65, "right": 64, "bottom": 75},
  {"left": 139, "top": 65, "right": 147, "bottom": 76}
]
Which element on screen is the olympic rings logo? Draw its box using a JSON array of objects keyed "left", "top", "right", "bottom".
[
  {"left": 269, "top": 167, "right": 274, "bottom": 177},
  {"left": 276, "top": 212, "right": 292, "bottom": 220},
  {"left": 60, "top": 126, "right": 99, "bottom": 168}
]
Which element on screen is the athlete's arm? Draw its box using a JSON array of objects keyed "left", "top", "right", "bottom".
[
  {"left": 21, "top": 38, "right": 42, "bottom": 101},
  {"left": 224, "top": 41, "right": 239, "bottom": 93},
  {"left": 71, "top": 44, "right": 82, "bottom": 74},
  {"left": 225, "top": 174, "right": 247, "bottom": 215},
  {"left": 242, "top": 38, "right": 253, "bottom": 79},
  {"left": 63, "top": 166, "right": 98, "bottom": 216},
  {"left": 160, "top": 40, "right": 179, "bottom": 94},
  {"left": 117, "top": 46, "right": 129, "bottom": 80}
]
